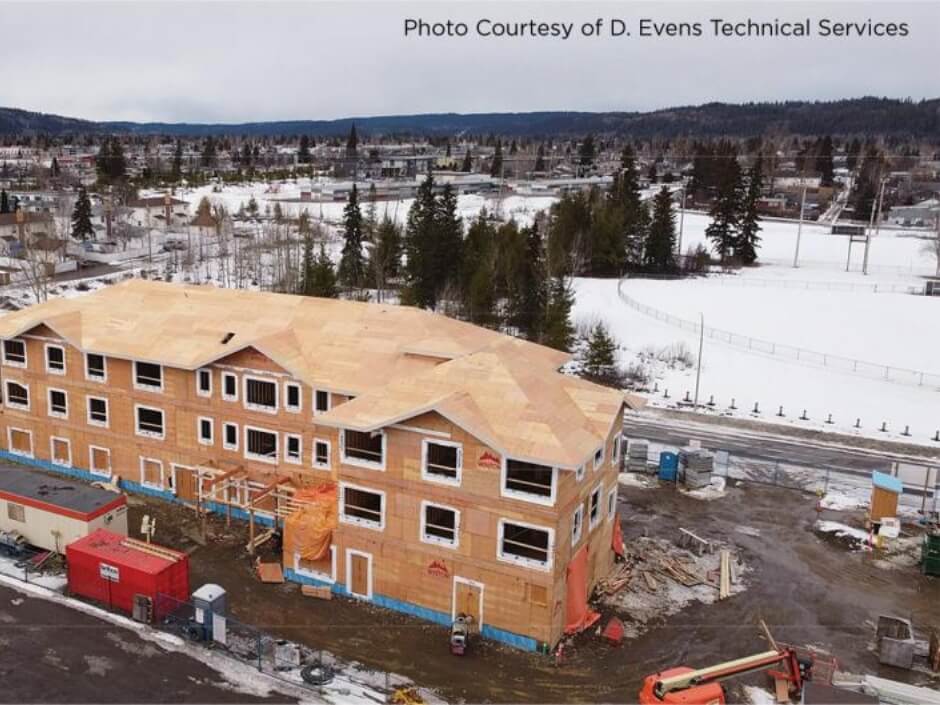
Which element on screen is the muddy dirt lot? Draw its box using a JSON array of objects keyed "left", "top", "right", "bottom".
[{"left": 124, "top": 479, "right": 940, "bottom": 704}]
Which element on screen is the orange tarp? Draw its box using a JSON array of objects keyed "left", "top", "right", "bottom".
[
  {"left": 564, "top": 544, "right": 601, "bottom": 635},
  {"left": 612, "top": 513, "right": 625, "bottom": 558},
  {"left": 282, "top": 483, "right": 337, "bottom": 562}
]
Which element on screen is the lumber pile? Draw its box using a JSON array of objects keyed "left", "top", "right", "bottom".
[
  {"left": 719, "top": 550, "right": 732, "bottom": 600},
  {"left": 596, "top": 564, "right": 632, "bottom": 595},
  {"left": 301, "top": 584, "right": 332, "bottom": 600}
]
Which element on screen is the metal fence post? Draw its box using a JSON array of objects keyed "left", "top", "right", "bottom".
[{"left": 257, "top": 633, "right": 262, "bottom": 672}]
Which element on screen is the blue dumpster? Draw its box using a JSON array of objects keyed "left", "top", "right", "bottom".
[{"left": 659, "top": 452, "right": 678, "bottom": 482}]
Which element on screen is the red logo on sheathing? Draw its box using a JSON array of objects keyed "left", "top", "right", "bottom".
[
  {"left": 427, "top": 560, "right": 450, "bottom": 578},
  {"left": 478, "top": 451, "right": 500, "bottom": 469}
]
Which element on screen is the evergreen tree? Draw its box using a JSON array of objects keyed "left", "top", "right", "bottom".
[
  {"left": 510, "top": 222, "right": 547, "bottom": 340},
  {"left": 705, "top": 157, "right": 742, "bottom": 260},
  {"left": 70, "top": 187, "right": 94, "bottom": 241},
  {"left": 50, "top": 157, "right": 60, "bottom": 178},
  {"left": 346, "top": 124, "right": 358, "bottom": 155},
  {"left": 459, "top": 212, "right": 497, "bottom": 325},
  {"left": 490, "top": 140, "right": 503, "bottom": 178},
  {"left": 96, "top": 137, "right": 126, "bottom": 184},
  {"left": 461, "top": 149, "right": 472, "bottom": 173},
  {"left": 370, "top": 216, "right": 403, "bottom": 293},
  {"left": 581, "top": 323, "right": 622, "bottom": 388},
  {"left": 298, "top": 135, "right": 312, "bottom": 164},
  {"left": 171, "top": 140, "right": 183, "bottom": 182},
  {"left": 578, "top": 134, "right": 596, "bottom": 173},
  {"left": 338, "top": 183, "right": 366, "bottom": 287},
  {"left": 434, "top": 183, "right": 463, "bottom": 295},
  {"left": 302, "top": 241, "right": 339, "bottom": 298},
  {"left": 647, "top": 162, "right": 658, "bottom": 183},
  {"left": 534, "top": 144, "right": 546, "bottom": 172},
  {"left": 403, "top": 174, "right": 438, "bottom": 308},
  {"left": 846, "top": 138, "right": 862, "bottom": 172},
  {"left": 736, "top": 155, "right": 763, "bottom": 265},
  {"left": 816, "top": 135, "right": 834, "bottom": 187},
  {"left": 364, "top": 183, "right": 378, "bottom": 241},
  {"left": 645, "top": 186, "right": 677, "bottom": 272},
  {"left": 851, "top": 145, "right": 883, "bottom": 222},
  {"left": 542, "top": 277, "right": 575, "bottom": 352},
  {"left": 0, "top": 189, "right": 9, "bottom": 214},
  {"left": 201, "top": 137, "right": 217, "bottom": 168},
  {"left": 246, "top": 195, "right": 259, "bottom": 216}
]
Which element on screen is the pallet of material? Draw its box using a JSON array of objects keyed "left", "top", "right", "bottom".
[
  {"left": 256, "top": 561, "right": 284, "bottom": 583},
  {"left": 301, "top": 584, "right": 332, "bottom": 600}
]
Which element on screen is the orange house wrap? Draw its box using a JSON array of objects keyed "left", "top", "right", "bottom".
[{"left": 565, "top": 544, "right": 601, "bottom": 634}]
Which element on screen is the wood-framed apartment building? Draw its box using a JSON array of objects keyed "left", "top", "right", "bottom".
[{"left": 0, "top": 279, "right": 639, "bottom": 650}]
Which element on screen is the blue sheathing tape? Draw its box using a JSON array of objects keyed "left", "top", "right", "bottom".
[{"left": 283, "top": 568, "right": 539, "bottom": 652}]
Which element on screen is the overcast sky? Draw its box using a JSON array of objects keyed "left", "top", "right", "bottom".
[{"left": 4, "top": 1, "right": 939, "bottom": 123}]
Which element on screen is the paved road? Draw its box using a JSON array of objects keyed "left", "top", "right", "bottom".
[
  {"left": 623, "top": 413, "right": 939, "bottom": 478},
  {"left": 0, "top": 583, "right": 293, "bottom": 704}
]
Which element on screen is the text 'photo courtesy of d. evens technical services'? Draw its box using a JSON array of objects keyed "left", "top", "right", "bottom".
[{"left": 0, "top": 278, "right": 640, "bottom": 651}]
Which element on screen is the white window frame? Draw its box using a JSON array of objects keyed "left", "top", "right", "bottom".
[
  {"left": 222, "top": 371, "right": 238, "bottom": 401},
  {"left": 593, "top": 445, "right": 605, "bottom": 471},
  {"left": 89, "top": 445, "right": 112, "bottom": 478},
  {"left": 575, "top": 463, "right": 585, "bottom": 483},
  {"left": 44, "top": 343, "right": 66, "bottom": 375},
  {"left": 421, "top": 438, "right": 462, "bottom": 487},
  {"left": 139, "top": 456, "right": 164, "bottom": 490},
  {"left": 338, "top": 481, "right": 385, "bottom": 532},
  {"left": 197, "top": 416, "right": 214, "bottom": 446},
  {"left": 134, "top": 403, "right": 166, "bottom": 440},
  {"left": 196, "top": 368, "right": 212, "bottom": 398},
  {"left": 6, "top": 427, "right": 33, "bottom": 458},
  {"left": 47, "top": 387, "right": 68, "bottom": 419},
  {"left": 420, "top": 500, "right": 460, "bottom": 550},
  {"left": 313, "top": 438, "right": 331, "bottom": 470},
  {"left": 340, "top": 429, "right": 386, "bottom": 471},
  {"left": 222, "top": 422, "right": 239, "bottom": 451},
  {"left": 4, "top": 380, "right": 30, "bottom": 411},
  {"left": 589, "top": 484, "right": 603, "bottom": 530},
  {"left": 293, "top": 545, "right": 336, "bottom": 584},
  {"left": 85, "top": 352, "right": 107, "bottom": 383},
  {"left": 607, "top": 486, "right": 617, "bottom": 521},
  {"left": 2, "top": 338, "right": 27, "bottom": 368},
  {"left": 87, "top": 395, "right": 109, "bottom": 428},
  {"left": 284, "top": 382, "right": 302, "bottom": 413},
  {"left": 50, "top": 436, "right": 72, "bottom": 467},
  {"left": 243, "top": 374, "right": 278, "bottom": 414},
  {"left": 284, "top": 433, "right": 302, "bottom": 465},
  {"left": 313, "top": 389, "right": 331, "bottom": 415},
  {"left": 133, "top": 361, "right": 164, "bottom": 392},
  {"left": 500, "top": 457, "right": 557, "bottom": 507},
  {"left": 497, "top": 518, "right": 554, "bottom": 572},
  {"left": 571, "top": 505, "right": 584, "bottom": 546},
  {"left": 244, "top": 424, "right": 278, "bottom": 464},
  {"left": 612, "top": 435, "right": 621, "bottom": 466}
]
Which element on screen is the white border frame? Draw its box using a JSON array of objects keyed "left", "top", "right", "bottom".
[
  {"left": 222, "top": 371, "right": 239, "bottom": 401},
  {"left": 284, "top": 381, "right": 302, "bottom": 413},
  {"left": 313, "top": 438, "right": 331, "bottom": 470},
  {"left": 451, "top": 576, "right": 485, "bottom": 628},
  {"left": 421, "top": 438, "right": 463, "bottom": 487},
  {"left": 2, "top": 338, "right": 27, "bottom": 368},
  {"left": 344, "top": 548, "right": 373, "bottom": 600},
  {"left": 197, "top": 416, "right": 214, "bottom": 445},
  {"left": 575, "top": 463, "right": 586, "bottom": 483},
  {"left": 607, "top": 486, "right": 617, "bottom": 521},
  {"left": 313, "top": 389, "right": 331, "bottom": 415},
  {"left": 134, "top": 403, "right": 166, "bottom": 440},
  {"left": 571, "top": 504, "right": 584, "bottom": 546},
  {"left": 49, "top": 436, "right": 72, "bottom": 467},
  {"left": 84, "top": 352, "right": 107, "bottom": 383},
  {"left": 6, "top": 427, "right": 33, "bottom": 458},
  {"left": 139, "top": 456, "right": 164, "bottom": 490},
  {"left": 338, "top": 481, "right": 385, "bottom": 531},
  {"left": 87, "top": 395, "right": 109, "bottom": 428},
  {"left": 588, "top": 483, "right": 603, "bottom": 530},
  {"left": 196, "top": 368, "right": 212, "bottom": 398},
  {"left": 4, "top": 380, "right": 30, "bottom": 412},
  {"left": 340, "top": 429, "right": 387, "bottom": 471},
  {"left": 284, "top": 433, "right": 302, "bottom": 465},
  {"left": 47, "top": 387, "right": 68, "bottom": 419},
  {"left": 244, "top": 424, "right": 278, "bottom": 464},
  {"left": 497, "top": 518, "right": 554, "bottom": 572},
  {"left": 612, "top": 435, "right": 621, "bottom": 466},
  {"left": 593, "top": 445, "right": 605, "bottom": 471},
  {"left": 293, "top": 545, "right": 337, "bottom": 584},
  {"left": 44, "top": 343, "right": 66, "bottom": 375},
  {"left": 500, "top": 457, "right": 557, "bottom": 507},
  {"left": 133, "top": 361, "right": 164, "bottom": 393},
  {"left": 222, "top": 422, "right": 239, "bottom": 451},
  {"left": 419, "top": 499, "right": 460, "bottom": 550},
  {"left": 243, "top": 374, "right": 278, "bottom": 414},
  {"left": 89, "top": 445, "right": 112, "bottom": 478}
]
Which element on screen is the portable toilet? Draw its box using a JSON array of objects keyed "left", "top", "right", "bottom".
[
  {"left": 659, "top": 452, "right": 679, "bottom": 482},
  {"left": 870, "top": 471, "right": 903, "bottom": 523},
  {"left": 192, "top": 583, "right": 227, "bottom": 644}
]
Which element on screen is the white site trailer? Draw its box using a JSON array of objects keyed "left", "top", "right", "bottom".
[{"left": 0, "top": 469, "right": 128, "bottom": 553}]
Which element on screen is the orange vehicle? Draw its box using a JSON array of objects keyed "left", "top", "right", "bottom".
[{"left": 638, "top": 646, "right": 832, "bottom": 705}]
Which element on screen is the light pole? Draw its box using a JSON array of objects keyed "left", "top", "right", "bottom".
[
  {"left": 793, "top": 179, "right": 807, "bottom": 268},
  {"left": 693, "top": 312, "right": 704, "bottom": 411}
]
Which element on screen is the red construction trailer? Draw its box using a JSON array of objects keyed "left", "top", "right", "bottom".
[{"left": 66, "top": 529, "right": 189, "bottom": 619}]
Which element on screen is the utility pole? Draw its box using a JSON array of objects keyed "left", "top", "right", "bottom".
[
  {"left": 863, "top": 177, "right": 887, "bottom": 276},
  {"left": 693, "top": 313, "right": 704, "bottom": 410},
  {"left": 793, "top": 179, "right": 807, "bottom": 268},
  {"left": 676, "top": 184, "right": 686, "bottom": 258}
]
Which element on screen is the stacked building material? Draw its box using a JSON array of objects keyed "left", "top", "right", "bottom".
[
  {"left": 680, "top": 449, "right": 714, "bottom": 489},
  {"left": 627, "top": 441, "right": 650, "bottom": 474}
]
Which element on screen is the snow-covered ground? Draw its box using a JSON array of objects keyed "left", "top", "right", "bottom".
[{"left": 574, "top": 213, "right": 940, "bottom": 446}]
